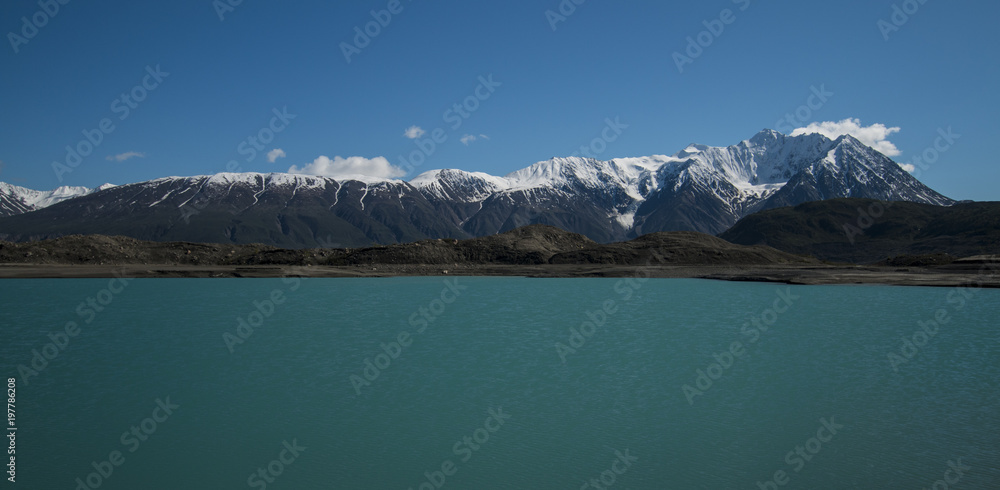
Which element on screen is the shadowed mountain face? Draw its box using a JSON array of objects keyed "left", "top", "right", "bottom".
[
  {"left": 719, "top": 199, "right": 1000, "bottom": 263},
  {"left": 0, "top": 130, "right": 952, "bottom": 248},
  {"left": 0, "top": 174, "right": 465, "bottom": 249}
]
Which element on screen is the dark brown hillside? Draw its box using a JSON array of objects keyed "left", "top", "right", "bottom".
[
  {"left": 0, "top": 224, "right": 808, "bottom": 267},
  {"left": 720, "top": 199, "right": 1000, "bottom": 263}
]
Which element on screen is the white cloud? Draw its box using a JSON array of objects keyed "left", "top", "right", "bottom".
[
  {"left": 267, "top": 148, "right": 287, "bottom": 163},
  {"left": 106, "top": 151, "right": 145, "bottom": 162},
  {"left": 899, "top": 163, "right": 916, "bottom": 173},
  {"left": 791, "top": 118, "right": 901, "bottom": 156},
  {"left": 403, "top": 126, "right": 426, "bottom": 139},
  {"left": 288, "top": 156, "right": 406, "bottom": 180},
  {"left": 460, "top": 134, "right": 489, "bottom": 146}
]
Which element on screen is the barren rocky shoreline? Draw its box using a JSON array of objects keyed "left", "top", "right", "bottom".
[
  {"left": 1, "top": 262, "right": 999, "bottom": 288},
  {"left": 1, "top": 226, "right": 997, "bottom": 287}
]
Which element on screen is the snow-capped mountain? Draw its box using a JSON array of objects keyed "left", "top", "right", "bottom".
[
  {"left": 411, "top": 129, "right": 952, "bottom": 240},
  {"left": 0, "top": 182, "right": 116, "bottom": 217},
  {"left": 0, "top": 130, "right": 953, "bottom": 247}
]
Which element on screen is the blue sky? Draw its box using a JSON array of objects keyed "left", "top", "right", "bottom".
[{"left": 1, "top": 0, "right": 997, "bottom": 200}]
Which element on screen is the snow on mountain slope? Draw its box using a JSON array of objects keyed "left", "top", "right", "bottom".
[
  {"left": 411, "top": 129, "right": 951, "bottom": 236},
  {"left": 0, "top": 129, "right": 955, "bottom": 245},
  {"left": 410, "top": 169, "right": 511, "bottom": 202},
  {"left": 0, "top": 182, "right": 116, "bottom": 217},
  {"left": 416, "top": 130, "right": 836, "bottom": 214}
]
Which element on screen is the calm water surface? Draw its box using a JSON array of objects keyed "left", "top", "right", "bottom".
[{"left": 1, "top": 277, "right": 998, "bottom": 489}]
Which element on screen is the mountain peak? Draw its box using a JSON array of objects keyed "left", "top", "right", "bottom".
[
  {"left": 675, "top": 143, "right": 710, "bottom": 159},
  {"left": 829, "top": 133, "right": 884, "bottom": 157},
  {"left": 832, "top": 133, "right": 862, "bottom": 145},
  {"left": 749, "top": 128, "right": 786, "bottom": 145},
  {"left": 0, "top": 128, "right": 955, "bottom": 244}
]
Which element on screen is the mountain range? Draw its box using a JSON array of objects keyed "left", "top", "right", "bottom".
[
  {"left": 0, "top": 182, "right": 115, "bottom": 217},
  {"left": 0, "top": 129, "right": 954, "bottom": 248}
]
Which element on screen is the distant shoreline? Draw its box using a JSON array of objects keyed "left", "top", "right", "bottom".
[
  {"left": 2, "top": 227, "right": 997, "bottom": 287},
  {"left": 2, "top": 263, "right": 998, "bottom": 288}
]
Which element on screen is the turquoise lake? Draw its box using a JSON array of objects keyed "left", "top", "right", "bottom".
[{"left": 1, "top": 277, "right": 998, "bottom": 489}]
